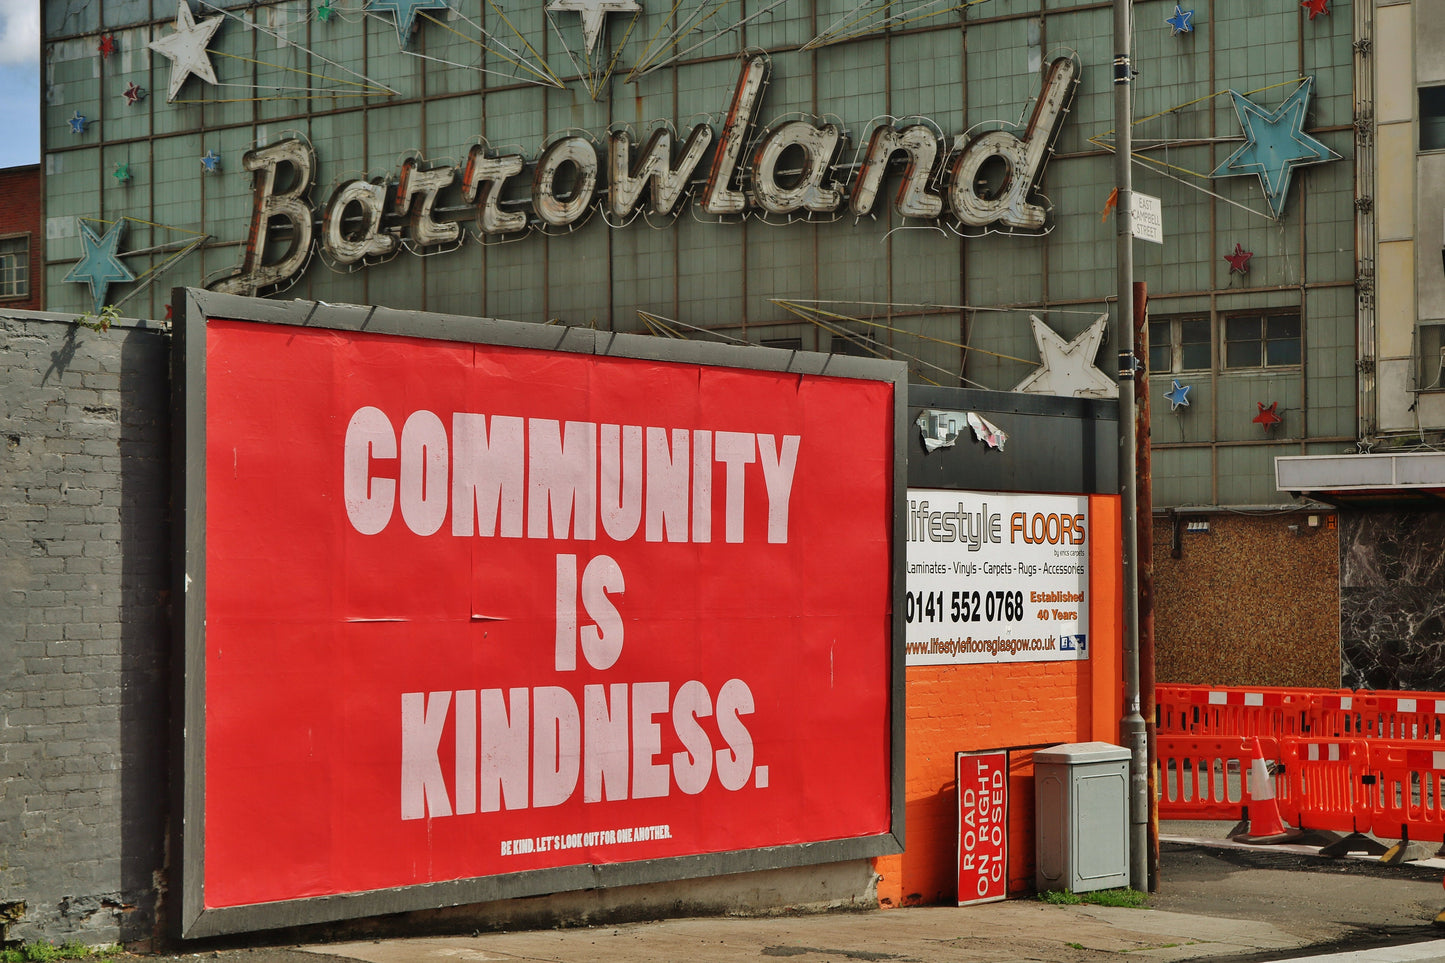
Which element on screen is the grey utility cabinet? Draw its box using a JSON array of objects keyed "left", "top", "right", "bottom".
[{"left": 1034, "top": 742, "right": 1131, "bottom": 893}]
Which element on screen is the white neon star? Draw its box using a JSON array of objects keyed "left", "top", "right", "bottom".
[
  {"left": 148, "top": 1, "right": 224, "bottom": 103},
  {"left": 546, "top": 0, "right": 641, "bottom": 55},
  {"left": 1012, "top": 314, "right": 1118, "bottom": 399}
]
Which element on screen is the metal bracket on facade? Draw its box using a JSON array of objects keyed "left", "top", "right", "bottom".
[
  {"left": 1353, "top": 38, "right": 1372, "bottom": 56},
  {"left": 1356, "top": 263, "right": 1376, "bottom": 310},
  {"left": 1354, "top": 196, "right": 1373, "bottom": 214},
  {"left": 1357, "top": 356, "right": 1376, "bottom": 375},
  {"left": 1354, "top": 108, "right": 1374, "bottom": 145}
]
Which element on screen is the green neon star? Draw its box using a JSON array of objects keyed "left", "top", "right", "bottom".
[
  {"left": 63, "top": 219, "right": 136, "bottom": 314},
  {"left": 1210, "top": 77, "right": 1340, "bottom": 219},
  {"left": 113, "top": 162, "right": 131, "bottom": 183},
  {"left": 317, "top": 0, "right": 334, "bottom": 22},
  {"left": 367, "top": 0, "right": 452, "bottom": 46}
]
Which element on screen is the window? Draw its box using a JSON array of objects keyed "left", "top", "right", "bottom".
[
  {"left": 1224, "top": 311, "right": 1301, "bottom": 368},
  {"left": 762, "top": 337, "right": 803, "bottom": 351},
  {"left": 0, "top": 235, "right": 28, "bottom": 299},
  {"left": 830, "top": 329, "right": 878, "bottom": 357},
  {"left": 1422, "top": 85, "right": 1445, "bottom": 152},
  {"left": 1419, "top": 324, "right": 1445, "bottom": 390},
  {"left": 1147, "top": 316, "right": 1211, "bottom": 374}
]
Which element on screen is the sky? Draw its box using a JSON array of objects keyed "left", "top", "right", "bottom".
[{"left": 0, "top": 0, "right": 39, "bottom": 168}]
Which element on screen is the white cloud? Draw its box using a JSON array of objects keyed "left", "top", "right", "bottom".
[{"left": 0, "top": 0, "right": 39, "bottom": 66}]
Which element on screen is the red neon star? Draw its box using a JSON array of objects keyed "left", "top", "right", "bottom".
[
  {"left": 122, "top": 81, "right": 145, "bottom": 106},
  {"left": 1253, "top": 402, "right": 1282, "bottom": 427},
  {"left": 1225, "top": 242, "right": 1253, "bottom": 274},
  {"left": 98, "top": 33, "right": 116, "bottom": 58},
  {"left": 164, "top": 304, "right": 174, "bottom": 322},
  {"left": 1300, "top": 0, "right": 1329, "bottom": 19}
]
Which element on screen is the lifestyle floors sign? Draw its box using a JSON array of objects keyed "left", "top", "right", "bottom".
[
  {"left": 212, "top": 55, "right": 1080, "bottom": 296},
  {"left": 904, "top": 490, "right": 1091, "bottom": 666}
]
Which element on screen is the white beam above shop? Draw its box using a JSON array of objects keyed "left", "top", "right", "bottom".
[{"left": 1277, "top": 451, "right": 1445, "bottom": 494}]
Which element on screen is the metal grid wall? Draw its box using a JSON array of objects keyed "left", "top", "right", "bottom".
[{"left": 41, "top": 0, "right": 1359, "bottom": 506}]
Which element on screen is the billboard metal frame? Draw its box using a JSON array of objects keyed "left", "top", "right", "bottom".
[{"left": 170, "top": 287, "right": 907, "bottom": 939}]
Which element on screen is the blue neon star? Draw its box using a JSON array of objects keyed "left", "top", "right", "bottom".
[
  {"left": 69, "top": 110, "right": 89, "bottom": 134},
  {"left": 366, "top": 0, "right": 452, "bottom": 46},
  {"left": 1165, "top": 379, "right": 1192, "bottom": 411},
  {"left": 201, "top": 149, "right": 222, "bottom": 172},
  {"left": 1166, "top": 4, "right": 1194, "bottom": 34},
  {"left": 1210, "top": 77, "right": 1340, "bottom": 219},
  {"left": 63, "top": 219, "right": 136, "bottom": 313}
]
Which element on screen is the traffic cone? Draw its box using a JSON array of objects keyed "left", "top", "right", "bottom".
[{"left": 1239, "top": 737, "right": 1290, "bottom": 839}]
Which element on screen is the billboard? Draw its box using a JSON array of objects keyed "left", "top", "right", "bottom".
[
  {"left": 904, "top": 490, "right": 1090, "bottom": 665},
  {"left": 172, "top": 290, "right": 905, "bottom": 937}
]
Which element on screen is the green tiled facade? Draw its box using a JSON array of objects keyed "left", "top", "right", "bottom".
[{"left": 42, "top": 0, "right": 1358, "bottom": 509}]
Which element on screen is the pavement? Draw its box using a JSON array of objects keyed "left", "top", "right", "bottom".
[{"left": 144, "top": 824, "right": 1445, "bottom": 963}]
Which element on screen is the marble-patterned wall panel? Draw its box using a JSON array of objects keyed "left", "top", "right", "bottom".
[
  {"left": 1340, "top": 510, "right": 1445, "bottom": 691},
  {"left": 1153, "top": 513, "right": 1340, "bottom": 687}
]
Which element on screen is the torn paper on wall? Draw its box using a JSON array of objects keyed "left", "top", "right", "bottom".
[
  {"left": 967, "top": 412, "right": 1007, "bottom": 450},
  {"left": 916, "top": 409, "right": 967, "bottom": 451}
]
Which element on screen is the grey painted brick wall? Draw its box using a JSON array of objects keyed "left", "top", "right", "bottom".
[
  {"left": 0, "top": 311, "right": 171, "bottom": 946},
  {"left": 0, "top": 306, "right": 886, "bottom": 949},
  {"left": 0, "top": 305, "right": 896, "bottom": 947}
]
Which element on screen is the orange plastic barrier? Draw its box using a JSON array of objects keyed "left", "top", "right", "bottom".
[
  {"left": 1156, "top": 688, "right": 1445, "bottom": 845},
  {"left": 1366, "top": 741, "right": 1445, "bottom": 843},
  {"left": 1311, "top": 692, "right": 1363, "bottom": 738},
  {"left": 1348, "top": 693, "right": 1445, "bottom": 741},
  {"left": 1158, "top": 735, "right": 1276, "bottom": 821},
  {"left": 1278, "top": 738, "right": 1371, "bottom": 833},
  {"left": 1155, "top": 685, "right": 1322, "bottom": 738},
  {"left": 1155, "top": 684, "right": 1203, "bottom": 735}
]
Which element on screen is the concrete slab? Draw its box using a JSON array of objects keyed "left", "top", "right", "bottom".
[
  {"left": 300, "top": 901, "right": 1316, "bottom": 963},
  {"left": 148, "top": 844, "right": 1445, "bottom": 963},
  {"left": 1162, "top": 822, "right": 1445, "bottom": 872}
]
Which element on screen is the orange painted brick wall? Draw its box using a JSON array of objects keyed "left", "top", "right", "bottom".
[{"left": 875, "top": 495, "right": 1122, "bottom": 907}]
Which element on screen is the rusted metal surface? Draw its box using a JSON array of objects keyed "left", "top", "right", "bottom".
[
  {"left": 210, "top": 137, "right": 315, "bottom": 297},
  {"left": 322, "top": 178, "right": 397, "bottom": 266}
]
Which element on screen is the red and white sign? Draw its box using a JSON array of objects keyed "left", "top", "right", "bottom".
[
  {"left": 956, "top": 750, "right": 1008, "bottom": 905},
  {"left": 198, "top": 319, "right": 896, "bottom": 910}
]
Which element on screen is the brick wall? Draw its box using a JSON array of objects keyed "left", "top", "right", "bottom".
[
  {"left": 0, "top": 309, "right": 881, "bottom": 946},
  {"left": 0, "top": 166, "right": 44, "bottom": 311},
  {"left": 0, "top": 311, "right": 170, "bottom": 945},
  {"left": 2, "top": 308, "right": 1129, "bottom": 941}
]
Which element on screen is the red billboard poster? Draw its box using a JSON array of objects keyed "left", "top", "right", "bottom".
[
  {"left": 956, "top": 750, "right": 1008, "bottom": 906},
  {"left": 174, "top": 293, "right": 904, "bottom": 936}
]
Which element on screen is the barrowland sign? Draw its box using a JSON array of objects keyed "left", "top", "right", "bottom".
[
  {"left": 212, "top": 54, "right": 1079, "bottom": 296},
  {"left": 173, "top": 290, "right": 905, "bottom": 937}
]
